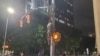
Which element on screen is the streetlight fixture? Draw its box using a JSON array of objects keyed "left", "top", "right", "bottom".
[
  {"left": 7, "top": 7, "right": 15, "bottom": 14},
  {"left": 2, "top": 7, "right": 14, "bottom": 56}
]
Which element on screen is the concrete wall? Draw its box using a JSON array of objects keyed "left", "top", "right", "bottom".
[{"left": 93, "top": 0, "right": 100, "bottom": 53}]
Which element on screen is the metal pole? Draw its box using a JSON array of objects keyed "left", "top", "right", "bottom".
[
  {"left": 2, "top": 15, "right": 9, "bottom": 56},
  {"left": 31, "top": 0, "right": 35, "bottom": 9},
  {"left": 50, "top": 0, "right": 55, "bottom": 56},
  {"left": 25, "top": 0, "right": 28, "bottom": 13},
  {"left": 50, "top": 36, "right": 55, "bottom": 56}
]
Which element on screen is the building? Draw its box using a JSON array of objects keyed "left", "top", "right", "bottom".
[
  {"left": 26, "top": 0, "right": 75, "bottom": 36},
  {"left": 54, "top": 0, "right": 74, "bottom": 33}
]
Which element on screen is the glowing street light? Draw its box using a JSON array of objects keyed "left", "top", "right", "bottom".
[
  {"left": 2, "top": 7, "right": 15, "bottom": 56},
  {"left": 7, "top": 7, "right": 15, "bottom": 14}
]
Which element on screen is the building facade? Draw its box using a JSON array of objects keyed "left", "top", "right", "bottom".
[
  {"left": 54, "top": 0, "right": 74, "bottom": 32},
  {"left": 27, "top": 0, "right": 74, "bottom": 35}
]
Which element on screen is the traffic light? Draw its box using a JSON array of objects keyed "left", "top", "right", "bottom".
[
  {"left": 53, "top": 32, "right": 61, "bottom": 43},
  {"left": 25, "top": 14, "right": 30, "bottom": 24},
  {"left": 19, "top": 19, "right": 23, "bottom": 27}
]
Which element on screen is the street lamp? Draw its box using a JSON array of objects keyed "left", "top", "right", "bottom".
[
  {"left": 2, "top": 7, "right": 14, "bottom": 56},
  {"left": 7, "top": 7, "right": 15, "bottom": 14}
]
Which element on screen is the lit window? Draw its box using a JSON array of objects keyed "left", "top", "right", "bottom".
[
  {"left": 67, "top": 23, "right": 71, "bottom": 26},
  {"left": 89, "top": 34, "right": 93, "bottom": 37},
  {"left": 66, "top": 1, "right": 73, "bottom": 6},
  {"left": 55, "top": 18, "right": 59, "bottom": 21},
  {"left": 67, "top": 18, "right": 69, "bottom": 21},
  {"left": 71, "top": 12, "right": 73, "bottom": 15},
  {"left": 65, "top": 17, "right": 69, "bottom": 21},
  {"left": 70, "top": 4, "right": 73, "bottom": 6},
  {"left": 67, "top": 9, "right": 70, "bottom": 13},
  {"left": 59, "top": 19, "right": 65, "bottom": 24},
  {"left": 71, "top": 25, "right": 73, "bottom": 27},
  {"left": 67, "top": 1, "right": 70, "bottom": 5}
]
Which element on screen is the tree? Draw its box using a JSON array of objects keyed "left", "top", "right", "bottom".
[
  {"left": 8, "top": 10, "right": 48, "bottom": 55},
  {"left": 56, "top": 27, "right": 82, "bottom": 51}
]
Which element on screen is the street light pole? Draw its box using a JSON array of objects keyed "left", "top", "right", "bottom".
[
  {"left": 47, "top": 0, "right": 55, "bottom": 56},
  {"left": 2, "top": 15, "right": 9, "bottom": 56},
  {"left": 2, "top": 7, "right": 14, "bottom": 56},
  {"left": 50, "top": 0, "right": 55, "bottom": 56}
]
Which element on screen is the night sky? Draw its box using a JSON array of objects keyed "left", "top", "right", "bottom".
[
  {"left": 73, "top": 0, "right": 95, "bottom": 49},
  {"left": 73, "top": 0, "right": 95, "bottom": 35}
]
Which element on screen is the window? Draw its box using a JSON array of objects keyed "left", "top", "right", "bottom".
[
  {"left": 59, "top": 19, "right": 65, "bottom": 24},
  {"left": 67, "top": 18, "right": 69, "bottom": 21},
  {"left": 67, "top": 23, "right": 71, "bottom": 26},
  {"left": 55, "top": 18, "right": 59, "bottom": 21},
  {"left": 59, "top": 14, "right": 62, "bottom": 18},
  {"left": 65, "top": 17, "right": 70, "bottom": 21},
  {"left": 71, "top": 24, "right": 73, "bottom": 27},
  {"left": 70, "top": 4, "right": 73, "bottom": 6},
  {"left": 67, "top": 9, "right": 70, "bottom": 13},
  {"left": 66, "top": 1, "right": 73, "bottom": 6},
  {"left": 71, "top": 12, "right": 73, "bottom": 15}
]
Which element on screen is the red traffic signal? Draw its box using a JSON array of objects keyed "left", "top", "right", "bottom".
[
  {"left": 19, "top": 19, "right": 23, "bottom": 27},
  {"left": 25, "top": 14, "right": 30, "bottom": 24}
]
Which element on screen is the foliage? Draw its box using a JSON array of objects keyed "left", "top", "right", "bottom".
[
  {"left": 8, "top": 10, "right": 48, "bottom": 53},
  {"left": 56, "top": 27, "right": 82, "bottom": 51},
  {"left": 0, "top": 9, "right": 83, "bottom": 54}
]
